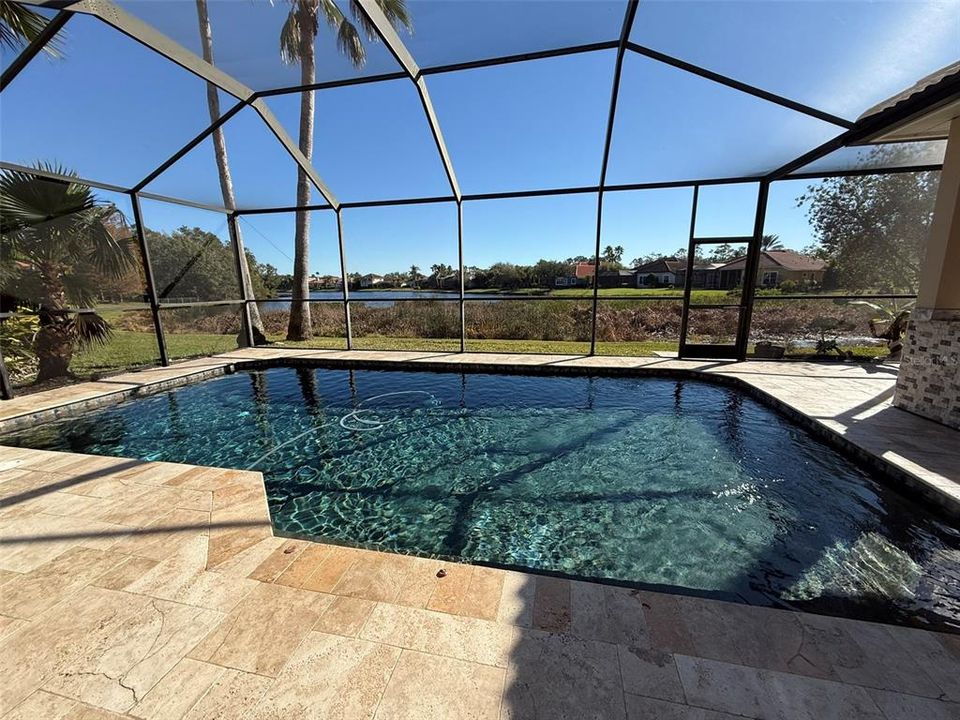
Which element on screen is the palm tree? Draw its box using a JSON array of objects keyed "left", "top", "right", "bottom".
[
  {"left": 0, "top": 165, "right": 135, "bottom": 382},
  {"left": 0, "top": 0, "right": 63, "bottom": 55},
  {"left": 280, "top": 0, "right": 412, "bottom": 340},
  {"left": 761, "top": 234, "right": 784, "bottom": 251},
  {"left": 409, "top": 264, "right": 421, "bottom": 288},
  {"left": 195, "top": 0, "right": 267, "bottom": 345}
]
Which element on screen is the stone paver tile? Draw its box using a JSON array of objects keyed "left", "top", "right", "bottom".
[
  {"left": 867, "top": 689, "right": 960, "bottom": 720},
  {"left": 496, "top": 571, "right": 535, "bottom": 628},
  {"left": 0, "top": 567, "right": 22, "bottom": 586},
  {"left": 799, "top": 614, "right": 942, "bottom": 698},
  {"left": 532, "top": 576, "right": 571, "bottom": 633},
  {"left": 188, "top": 581, "right": 332, "bottom": 677},
  {"left": 460, "top": 566, "right": 505, "bottom": 621},
  {"left": 246, "top": 539, "right": 308, "bottom": 582},
  {"left": 207, "top": 536, "right": 284, "bottom": 578},
  {"left": 211, "top": 479, "right": 267, "bottom": 511},
  {"left": 360, "top": 602, "right": 518, "bottom": 668},
  {"left": 1, "top": 488, "right": 106, "bottom": 520},
  {"left": 300, "top": 545, "right": 362, "bottom": 593},
  {"left": 332, "top": 551, "right": 415, "bottom": 603},
  {"left": 570, "top": 582, "right": 648, "bottom": 646},
  {"left": 181, "top": 667, "right": 272, "bottom": 720},
  {"left": 679, "top": 600, "right": 835, "bottom": 680},
  {"left": 108, "top": 508, "right": 210, "bottom": 562},
  {"left": 92, "top": 556, "right": 159, "bottom": 591},
  {"left": 672, "top": 596, "right": 746, "bottom": 665},
  {"left": 28, "top": 587, "right": 224, "bottom": 715},
  {"left": 273, "top": 543, "right": 333, "bottom": 588},
  {"left": 675, "top": 655, "right": 885, "bottom": 720},
  {"left": 624, "top": 694, "right": 745, "bottom": 720},
  {"left": 61, "top": 704, "right": 133, "bottom": 720},
  {"left": 129, "top": 657, "right": 225, "bottom": 720},
  {"left": 314, "top": 595, "right": 376, "bottom": 637},
  {"left": 205, "top": 519, "right": 272, "bottom": 572},
  {"left": 0, "top": 512, "right": 127, "bottom": 573},
  {"left": 618, "top": 645, "right": 685, "bottom": 704},
  {"left": 98, "top": 486, "right": 209, "bottom": 527},
  {"left": 425, "top": 561, "right": 474, "bottom": 614},
  {"left": 501, "top": 629, "right": 626, "bottom": 720},
  {"left": 3, "top": 689, "right": 79, "bottom": 720},
  {"left": 0, "top": 613, "right": 28, "bottom": 641},
  {"left": 375, "top": 649, "right": 504, "bottom": 720},
  {"left": 125, "top": 534, "right": 257, "bottom": 613},
  {"left": 0, "top": 547, "right": 127, "bottom": 619},
  {"left": 247, "top": 631, "right": 401, "bottom": 720},
  {"left": 885, "top": 624, "right": 960, "bottom": 702},
  {"left": 394, "top": 556, "right": 445, "bottom": 608}
]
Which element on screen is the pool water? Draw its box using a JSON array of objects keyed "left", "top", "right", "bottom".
[{"left": 4, "top": 367, "right": 959, "bottom": 629}]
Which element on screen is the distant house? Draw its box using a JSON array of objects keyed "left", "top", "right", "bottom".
[
  {"left": 716, "top": 251, "right": 827, "bottom": 289},
  {"left": 598, "top": 269, "right": 635, "bottom": 288},
  {"left": 555, "top": 262, "right": 593, "bottom": 287},
  {"left": 359, "top": 274, "right": 384, "bottom": 288},
  {"left": 675, "top": 263, "right": 724, "bottom": 289},
  {"left": 632, "top": 258, "right": 685, "bottom": 287}
]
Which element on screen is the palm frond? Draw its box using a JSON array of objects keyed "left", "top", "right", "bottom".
[
  {"left": 375, "top": 0, "right": 413, "bottom": 34},
  {"left": 279, "top": 8, "right": 303, "bottom": 65},
  {"left": 336, "top": 18, "right": 365, "bottom": 67},
  {"left": 71, "top": 311, "right": 112, "bottom": 349},
  {"left": 0, "top": 1, "right": 63, "bottom": 56}
]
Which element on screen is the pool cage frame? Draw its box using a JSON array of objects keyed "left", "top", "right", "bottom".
[{"left": 0, "top": 0, "right": 954, "bottom": 399}]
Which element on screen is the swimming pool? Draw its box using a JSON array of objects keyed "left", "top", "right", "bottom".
[{"left": 4, "top": 366, "right": 958, "bottom": 630}]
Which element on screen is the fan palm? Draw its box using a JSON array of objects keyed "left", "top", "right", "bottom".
[
  {"left": 195, "top": 0, "right": 267, "bottom": 345},
  {"left": 0, "top": 0, "right": 63, "bottom": 55},
  {"left": 0, "top": 164, "right": 135, "bottom": 382},
  {"left": 280, "top": 0, "right": 412, "bottom": 340}
]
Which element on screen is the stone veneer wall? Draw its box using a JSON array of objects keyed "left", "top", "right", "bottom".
[{"left": 894, "top": 318, "right": 960, "bottom": 429}]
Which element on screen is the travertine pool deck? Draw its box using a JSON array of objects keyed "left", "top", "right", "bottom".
[{"left": 1, "top": 350, "right": 958, "bottom": 719}]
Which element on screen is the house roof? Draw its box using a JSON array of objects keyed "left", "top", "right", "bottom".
[
  {"left": 601, "top": 269, "right": 635, "bottom": 277},
  {"left": 632, "top": 258, "right": 684, "bottom": 274},
  {"left": 719, "top": 250, "right": 826, "bottom": 272},
  {"left": 572, "top": 262, "right": 595, "bottom": 278}
]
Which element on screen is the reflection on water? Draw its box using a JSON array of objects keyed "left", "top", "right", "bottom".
[{"left": 3, "top": 368, "right": 959, "bottom": 630}]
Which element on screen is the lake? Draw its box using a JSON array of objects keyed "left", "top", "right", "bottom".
[{"left": 260, "top": 290, "right": 521, "bottom": 309}]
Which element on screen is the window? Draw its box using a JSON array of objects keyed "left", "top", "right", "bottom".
[{"left": 762, "top": 271, "right": 779, "bottom": 286}]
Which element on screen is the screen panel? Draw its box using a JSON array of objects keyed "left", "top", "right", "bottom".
[
  {"left": 1, "top": 14, "right": 222, "bottom": 187},
  {"left": 430, "top": 52, "right": 615, "bottom": 194},
  {"left": 630, "top": 0, "right": 960, "bottom": 121},
  {"left": 266, "top": 81, "right": 452, "bottom": 202},
  {"left": 608, "top": 53, "right": 842, "bottom": 185}
]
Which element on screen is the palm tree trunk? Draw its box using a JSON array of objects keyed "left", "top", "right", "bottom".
[
  {"left": 286, "top": 1, "right": 315, "bottom": 341},
  {"left": 34, "top": 267, "right": 72, "bottom": 382},
  {"left": 195, "top": 0, "right": 267, "bottom": 346}
]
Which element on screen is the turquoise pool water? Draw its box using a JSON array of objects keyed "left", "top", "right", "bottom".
[{"left": 4, "top": 367, "right": 958, "bottom": 629}]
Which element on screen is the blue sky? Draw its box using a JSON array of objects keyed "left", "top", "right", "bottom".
[{"left": 1, "top": 1, "right": 956, "bottom": 276}]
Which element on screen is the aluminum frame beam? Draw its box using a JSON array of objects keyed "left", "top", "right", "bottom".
[
  {"left": 589, "top": 0, "right": 639, "bottom": 355},
  {"left": 626, "top": 42, "right": 853, "bottom": 129}
]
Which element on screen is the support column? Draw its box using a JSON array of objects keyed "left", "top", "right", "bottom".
[
  {"left": 894, "top": 116, "right": 960, "bottom": 428},
  {"left": 130, "top": 192, "right": 169, "bottom": 366},
  {"left": 228, "top": 214, "right": 256, "bottom": 348}
]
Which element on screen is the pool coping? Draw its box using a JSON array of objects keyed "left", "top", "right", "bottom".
[{"left": 2, "top": 348, "right": 958, "bottom": 519}]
